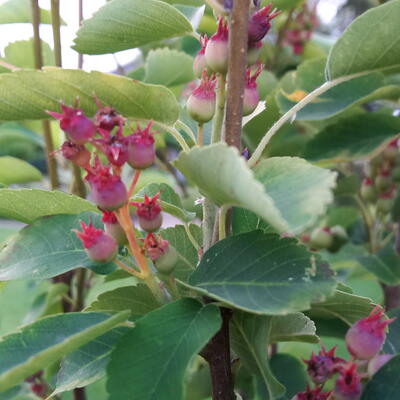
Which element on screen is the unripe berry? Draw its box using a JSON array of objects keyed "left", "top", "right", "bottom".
[
  {"left": 94, "top": 125, "right": 129, "bottom": 167},
  {"left": 47, "top": 104, "right": 95, "bottom": 145},
  {"left": 392, "top": 166, "right": 400, "bottom": 182},
  {"left": 243, "top": 63, "right": 262, "bottom": 116},
  {"left": 248, "top": 3, "right": 281, "bottom": 44},
  {"left": 205, "top": 18, "right": 229, "bottom": 74},
  {"left": 60, "top": 141, "right": 91, "bottom": 169},
  {"left": 247, "top": 41, "right": 262, "bottom": 65},
  {"left": 85, "top": 157, "right": 127, "bottom": 211},
  {"left": 102, "top": 211, "right": 127, "bottom": 245},
  {"left": 375, "top": 169, "right": 392, "bottom": 192},
  {"left": 376, "top": 188, "right": 396, "bottom": 215},
  {"left": 193, "top": 35, "right": 210, "bottom": 78},
  {"left": 333, "top": 363, "right": 361, "bottom": 400},
  {"left": 291, "top": 386, "right": 331, "bottom": 400},
  {"left": 309, "top": 227, "right": 333, "bottom": 250},
  {"left": 368, "top": 354, "right": 393, "bottom": 376},
  {"left": 73, "top": 220, "right": 117, "bottom": 263},
  {"left": 143, "top": 233, "right": 178, "bottom": 274},
  {"left": 383, "top": 139, "right": 399, "bottom": 163},
  {"left": 131, "top": 193, "right": 163, "bottom": 233},
  {"left": 345, "top": 306, "right": 395, "bottom": 360},
  {"left": 329, "top": 225, "right": 348, "bottom": 253},
  {"left": 186, "top": 70, "right": 216, "bottom": 124},
  {"left": 127, "top": 122, "right": 156, "bottom": 170},
  {"left": 360, "top": 178, "right": 377, "bottom": 203}
]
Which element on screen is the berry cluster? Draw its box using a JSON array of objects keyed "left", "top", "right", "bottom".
[
  {"left": 293, "top": 306, "right": 395, "bottom": 400},
  {"left": 48, "top": 99, "right": 176, "bottom": 275}
]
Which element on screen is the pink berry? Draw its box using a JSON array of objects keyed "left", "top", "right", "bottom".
[
  {"left": 187, "top": 70, "right": 216, "bottom": 124},
  {"left": 131, "top": 193, "right": 162, "bottom": 233},
  {"left": 102, "top": 211, "right": 127, "bottom": 245},
  {"left": 345, "top": 306, "right": 395, "bottom": 360},
  {"left": 368, "top": 354, "right": 394, "bottom": 376},
  {"left": 333, "top": 363, "right": 362, "bottom": 400},
  {"left": 382, "top": 138, "right": 399, "bottom": 162},
  {"left": 291, "top": 386, "right": 331, "bottom": 400},
  {"left": 60, "top": 141, "right": 91, "bottom": 169},
  {"left": 360, "top": 178, "right": 377, "bottom": 203},
  {"left": 73, "top": 220, "right": 117, "bottom": 263},
  {"left": 47, "top": 104, "right": 95, "bottom": 145},
  {"left": 127, "top": 122, "right": 156, "bottom": 170},
  {"left": 193, "top": 35, "right": 209, "bottom": 78},
  {"left": 205, "top": 18, "right": 229, "bottom": 74},
  {"left": 243, "top": 63, "right": 262, "bottom": 116},
  {"left": 85, "top": 157, "right": 127, "bottom": 211},
  {"left": 248, "top": 3, "right": 281, "bottom": 45}
]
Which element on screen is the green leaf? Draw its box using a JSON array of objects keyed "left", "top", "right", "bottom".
[
  {"left": 0, "top": 157, "right": 41, "bottom": 185},
  {"left": 0, "top": 311, "right": 129, "bottom": 392},
  {"left": 0, "top": 212, "right": 115, "bottom": 281},
  {"left": 73, "top": 0, "right": 193, "bottom": 55},
  {"left": 160, "top": 224, "right": 202, "bottom": 282},
  {"left": 132, "top": 182, "right": 195, "bottom": 222},
  {"left": 53, "top": 327, "right": 129, "bottom": 396},
  {"left": 0, "top": 0, "right": 54, "bottom": 24},
  {"left": 0, "top": 68, "right": 180, "bottom": 126},
  {"left": 276, "top": 58, "right": 385, "bottom": 121},
  {"left": 357, "top": 242, "right": 400, "bottom": 285},
  {"left": 0, "top": 189, "right": 97, "bottom": 223},
  {"left": 107, "top": 299, "right": 221, "bottom": 400},
  {"left": 3, "top": 39, "right": 54, "bottom": 69},
  {"left": 269, "top": 313, "right": 318, "bottom": 344},
  {"left": 185, "top": 230, "right": 336, "bottom": 315},
  {"left": 254, "top": 157, "right": 337, "bottom": 234},
  {"left": 174, "top": 143, "right": 288, "bottom": 232},
  {"left": 86, "top": 285, "right": 159, "bottom": 320},
  {"left": 230, "top": 312, "right": 285, "bottom": 399},
  {"left": 232, "top": 208, "right": 273, "bottom": 235},
  {"left": 326, "top": 0, "right": 400, "bottom": 79},
  {"left": 0, "top": 122, "right": 44, "bottom": 147},
  {"left": 144, "top": 48, "right": 194, "bottom": 87},
  {"left": 361, "top": 355, "right": 400, "bottom": 400},
  {"left": 383, "top": 309, "right": 400, "bottom": 354},
  {"left": 304, "top": 114, "right": 400, "bottom": 163}
]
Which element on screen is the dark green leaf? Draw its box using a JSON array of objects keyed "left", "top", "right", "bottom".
[
  {"left": 383, "top": 309, "right": 400, "bottom": 354},
  {"left": 185, "top": 230, "right": 336, "bottom": 315},
  {"left": 107, "top": 299, "right": 221, "bottom": 400}
]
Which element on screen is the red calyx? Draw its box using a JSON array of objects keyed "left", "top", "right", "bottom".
[
  {"left": 293, "top": 385, "right": 331, "bottom": 400},
  {"left": 131, "top": 193, "right": 161, "bottom": 220},
  {"left": 101, "top": 210, "right": 118, "bottom": 224},
  {"left": 245, "top": 62, "right": 263, "bottom": 89},
  {"left": 333, "top": 363, "right": 362, "bottom": 400},
  {"left": 142, "top": 233, "right": 169, "bottom": 261},
  {"left": 211, "top": 18, "right": 229, "bottom": 43},
  {"left": 193, "top": 70, "right": 217, "bottom": 100},
  {"left": 60, "top": 141, "right": 91, "bottom": 168},
  {"left": 73, "top": 220, "right": 103, "bottom": 249},
  {"left": 248, "top": 3, "right": 281, "bottom": 44},
  {"left": 94, "top": 97, "right": 125, "bottom": 134},
  {"left": 94, "top": 125, "right": 129, "bottom": 167},
  {"left": 198, "top": 34, "right": 208, "bottom": 55}
]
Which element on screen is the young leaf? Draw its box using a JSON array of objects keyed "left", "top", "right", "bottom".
[
  {"left": 0, "top": 311, "right": 130, "bottom": 392},
  {"left": 230, "top": 312, "right": 285, "bottom": 399},
  {"left": 0, "top": 0, "right": 55, "bottom": 24},
  {"left": 184, "top": 230, "right": 336, "bottom": 315},
  {"left": 0, "top": 212, "right": 114, "bottom": 281},
  {"left": 73, "top": 0, "right": 193, "bottom": 55},
  {"left": 361, "top": 355, "right": 400, "bottom": 400},
  {"left": 0, "top": 69, "right": 180, "bottom": 126},
  {"left": 144, "top": 48, "right": 194, "bottom": 87},
  {"left": 304, "top": 114, "right": 400, "bottom": 163},
  {"left": 0, "top": 157, "right": 41, "bottom": 185},
  {"left": 52, "top": 327, "right": 129, "bottom": 396},
  {"left": 86, "top": 285, "right": 159, "bottom": 320},
  {"left": 107, "top": 299, "right": 221, "bottom": 400},
  {"left": 0, "top": 189, "right": 97, "bottom": 224},
  {"left": 326, "top": 0, "right": 400, "bottom": 79},
  {"left": 254, "top": 157, "right": 337, "bottom": 234}
]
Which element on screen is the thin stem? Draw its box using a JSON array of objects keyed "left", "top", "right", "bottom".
[
  {"left": 175, "top": 120, "right": 197, "bottom": 143},
  {"left": 184, "top": 223, "right": 201, "bottom": 251},
  {"left": 114, "top": 259, "right": 142, "bottom": 278},
  {"left": 73, "top": 268, "right": 86, "bottom": 311},
  {"left": 218, "top": 205, "right": 229, "bottom": 240},
  {"left": 211, "top": 74, "right": 226, "bottom": 144},
  {"left": 71, "top": 164, "right": 87, "bottom": 197},
  {"left": 0, "top": 59, "right": 19, "bottom": 71},
  {"left": 197, "top": 124, "right": 204, "bottom": 146},
  {"left": 127, "top": 169, "right": 141, "bottom": 198},
  {"left": 152, "top": 122, "right": 190, "bottom": 152},
  {"left": 50, "top": 0, "right": 62, "bottom": 67},
  {"left": 202, "top": 198, "right": 217, "bottom": 252},
  {"left": 354, "top": 195, "right": 375, "bottom": 253}
]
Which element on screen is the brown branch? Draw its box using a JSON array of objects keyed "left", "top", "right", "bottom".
[{"left": 223, "top": 0, "right": 250, "bottom": 149}]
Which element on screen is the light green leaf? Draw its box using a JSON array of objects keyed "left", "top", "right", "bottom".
[
  {"left": 0, "top": 189, "right": 97, "bottom": 224},
  {"left": 73, "top": 0, "right": 193, "bottom": 55},
  {"left": 86, "top": 285, "right": 159, "bottom": 320},
  {"left": 0, "top": 68, "right": 180, "bottom": 126},
  {"left": 361, "top": 355, "right": 400, "bottom": 400},
  {"left": 269, "top": 313, "right": 318, "bottom": 344},
  {"left": 0, "top": 122, "right": 44, "bottom": 148},
  {"left": 0, "top": 0, "right": 54, "bottom": 24},
  {"left": 232, "top": 208, "right": 273, "bottom": 235},
  {"left": 0, "top": 157, "right": 41, "bottom": 185},
  {"left": 0, "top": 212, "right": 115, "bottom": 281},
  {"left": 107, "top": 299, "right": 221, "bottom": 400},
  {"left": 185, "top": 230, "right": 336, "bottom": 315},
  {"left": 304, "top": 114, "right": 400, "bottom": 163},
  {"left": 132, "top": 182, "right": 195, "bottom": 223},
  {"left": 254, "top": 157, "right": 337, "bottom": 234},
  {"left": 230, "top": 312, "right": 285, "bottom": 399},
  {"left": 174, "top": 143, "right": 288, "bottom": 233},
  {"left": 0, "top": 311, "right": 130, "bottom": 392},
  {"left": 326, "top": 0, "right": 400, "bottom": 79},
  {"left": 53, "top": 327, "right": 129, "bottom": 396},
  {"left": 160, "top": 224, "right": 201, "bottom": 281},
  {"left": 144, "top": 48, "right": 194, "bottom": 87},
  {"left": 276, "top": 58, "right": 385, "bottom": 121}
]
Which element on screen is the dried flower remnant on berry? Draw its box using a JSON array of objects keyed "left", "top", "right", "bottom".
[
  {"left": 127, "top": 122, "right": 156, "bottom": 170},
  {"left": 59, "top": 141, "right": 91, "bottom": 168},
  {"left": 291, "top": 385, "right": 331, "bottom": 400},
  {"left": 193, "top": 35, "right": 210, "bottom": 78},
  {"left": 131, "top": 193, "right": 163, "bottom": 233},
  {"left": 333, "top": 363, "right": 362, "bottom": 400},
  {"left": 205, "top": 18, "right": 229, "bottom": 74},
  {"left": 248, "top": 3, "right": 281, "bottom": 45},
  {"left": 94, "top": 97, "right": 125, "bottom": 135},
  {"left": 142, "top": 233, "right": 177, "bottom": 274},
  {"left": 243, "top": 63, "right": 262, "bottom": 116}
]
